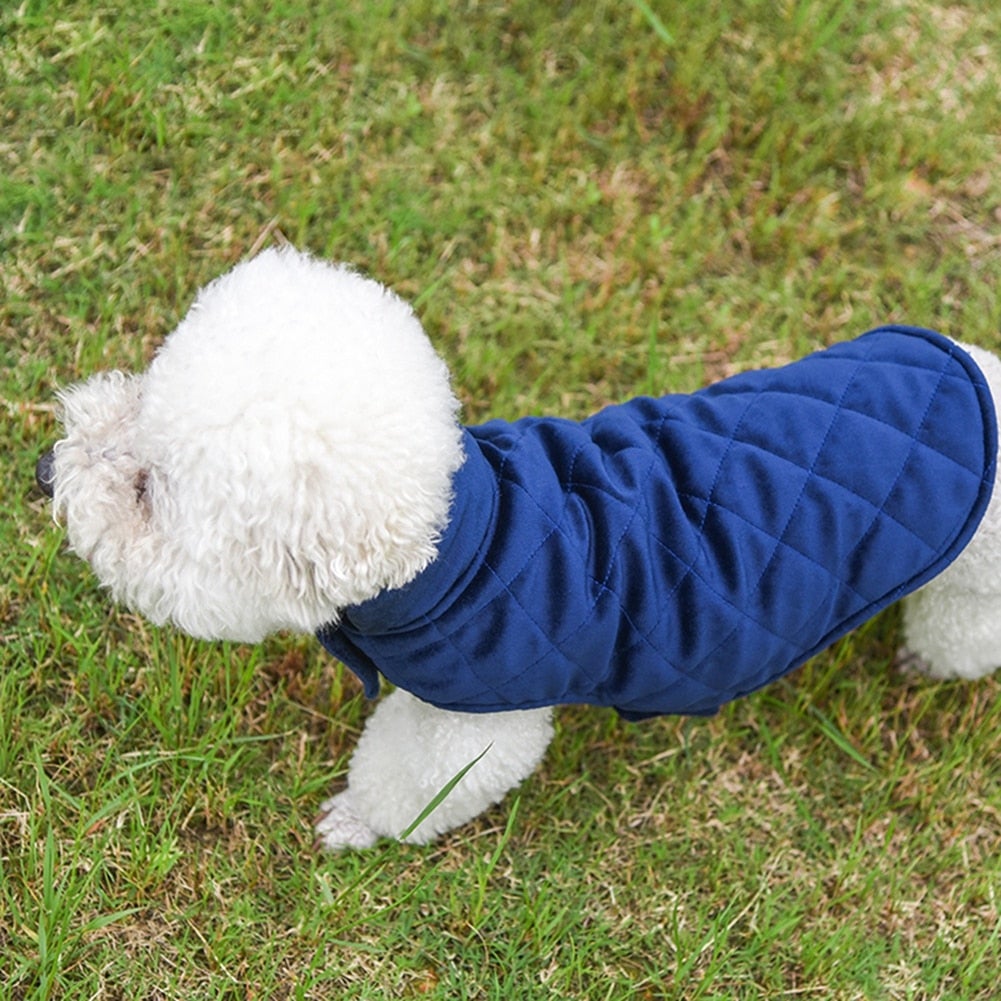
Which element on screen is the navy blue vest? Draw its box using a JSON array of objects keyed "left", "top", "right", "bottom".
[{"left": 318, "top": 327, "right": 997, "bottom": 719}]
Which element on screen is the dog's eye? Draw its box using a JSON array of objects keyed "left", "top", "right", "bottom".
[{"left": 134, "top": 469, "right": 149, "bottom": 504}]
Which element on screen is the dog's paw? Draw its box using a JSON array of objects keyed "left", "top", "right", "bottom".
[
  {"left": 896, "top": 645, "right": 929, "bottom": 676},
  {"left": 314, "top": 791, "right": 380, "bottom": 851},
  {"left": 896, "top": 645, "right": 939, "bottom": 678}
]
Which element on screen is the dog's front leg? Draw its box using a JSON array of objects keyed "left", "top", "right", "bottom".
[{"left": 315, "top": 689, "right": 554, "bottom": 850}]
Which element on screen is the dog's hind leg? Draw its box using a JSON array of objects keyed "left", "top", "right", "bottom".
[{"left": 314, "top": 689, "right": 554, "bottom": 850}]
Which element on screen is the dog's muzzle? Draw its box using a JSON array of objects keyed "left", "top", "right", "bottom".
[{"left": 36, "top": 450, "right": 55, "bottom": 498}]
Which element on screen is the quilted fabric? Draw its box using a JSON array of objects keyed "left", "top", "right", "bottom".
[{"left": 317, "top": 326, "right": 997, "bottom": 719}]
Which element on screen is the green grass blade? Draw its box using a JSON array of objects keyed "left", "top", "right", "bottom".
[
  {"left": 631, "top": 0, "right": 674, "bottom": 46},
  {"left": 397, "top": 743, "right": 494, "bottom": 842}
]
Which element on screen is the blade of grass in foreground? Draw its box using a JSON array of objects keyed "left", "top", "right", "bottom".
[
  {"left": 630, "top": 0, "right": 674, "bottom": 45},
  {"left": 397, "top": 743, "right": 494, "bottom": 842}
]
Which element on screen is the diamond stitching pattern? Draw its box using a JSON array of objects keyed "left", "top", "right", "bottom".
[
  {"left": 493, "top": 333, "right": 982, "bottom": 707},
  {"left": 458, "top": 346, "right": 949, "bottom": 690},
  {"left": 320, "top": 327, "right": 996, "bottom": 718}
]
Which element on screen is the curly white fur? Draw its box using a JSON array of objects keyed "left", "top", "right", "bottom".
[
  {"left": 54, "top": 249, "right": 466, "bottom": 640},
  {"left": 42, "top": 247, "right": 1001, "bottom": 850}
]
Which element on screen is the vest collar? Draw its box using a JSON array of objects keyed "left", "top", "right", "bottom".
[{"left": 320, "top": 427, "right": 497, "bottom": 639}]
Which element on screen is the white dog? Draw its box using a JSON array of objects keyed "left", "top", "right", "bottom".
[{"left": 37, "top": 247, "right": 1001, "bottom": 850}]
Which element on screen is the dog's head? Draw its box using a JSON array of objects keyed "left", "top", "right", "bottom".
[{"left": 38, "top": 247, "right": 464, "bottom": 641}]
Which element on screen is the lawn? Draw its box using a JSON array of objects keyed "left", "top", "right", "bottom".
[{"left": 3, "top": 0, "right": 1001, "bottom": 997}]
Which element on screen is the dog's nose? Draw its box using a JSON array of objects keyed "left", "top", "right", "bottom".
[{"left": 36, "top": 450, "right": 55, "bottom": 498}]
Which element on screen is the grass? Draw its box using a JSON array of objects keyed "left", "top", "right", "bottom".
[{"left": 3, "top": 0, "right": 1001, "bottom": 997}]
